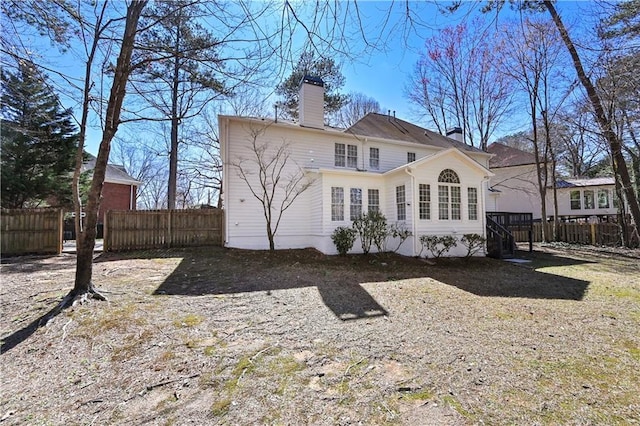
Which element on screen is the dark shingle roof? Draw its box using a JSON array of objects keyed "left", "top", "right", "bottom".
[
  {"left": 344, "top": 113, "right": 484, "bottom": 153},
  {"left": 83, "top": 156, "right": 142, "bottom": 186},
  {"left": 486, "top": 142, "right": 536, "bottom": 168}
]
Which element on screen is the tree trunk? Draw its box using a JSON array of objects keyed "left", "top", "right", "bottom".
[
  {"left": 167, "top": 16, "right": 182, "bottom": 210},
  {"left": 545, "top": 1, "right": 640, "bottom": 233},
  {"left": 70, "top": 0, "right": 147, "bottom": 301}
]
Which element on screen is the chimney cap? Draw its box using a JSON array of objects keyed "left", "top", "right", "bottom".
[
  {"left": 446, "top": 127, "right": 463, "bottom": 136},
  {"left": 301, "top": 75, "right": 324, "bottom": 87}
]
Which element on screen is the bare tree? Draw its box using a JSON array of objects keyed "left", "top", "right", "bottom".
[
  {"left": 334, "top": 92, "right": 381, "bottom": 128},
  {"left": 543, "top": 0, "right": 640, "bottom": 239},
  {"left": 405, "top": 18, "right": 513, "bottom": 150},
  {"left": 499, "top": 17, "right": 566, "bottom": 240},
  {"left": 232, "top": 125, "right": 314, "bottom": 251}
]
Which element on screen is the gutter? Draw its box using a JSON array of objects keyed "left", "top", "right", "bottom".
[{"left": 404, "top": 167, "right": 419, "bottom": 257}]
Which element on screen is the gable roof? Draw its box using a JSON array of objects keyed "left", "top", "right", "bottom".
[
  {"left": 345, "top": 113, "right": 485, "bottom": 154},
  {"left": 82, "top": 156, "right": 142, "bottom": 186},
  {"left": 486, "top": 142, "right": 536, "bottom": 168},
  {"left": 384, "top": 147, "right": 493, "bottom": 177},
  {"left": 556, "top": 177, "right": 615, "bottom": 188}
]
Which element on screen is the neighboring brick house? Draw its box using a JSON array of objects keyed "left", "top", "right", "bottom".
[{"left": 82, "top": 157, "right": 142, "bottom": 224}]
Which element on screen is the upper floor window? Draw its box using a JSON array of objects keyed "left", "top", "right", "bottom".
[
  {"left": 468, "top": 187, "right": 478, "bottom": 220},
  {"left": 396, "top": 185, "right": 406, "bottom": 221},
  {"left": 598, "top": 189, "right": 610, "bottom": 208},
  {"left": 331, "top": 187, "right": 344, "bottom": 221},
  {"left": 350, "top": 188, "right": 362, "bottom": 220},
  {"left": 419, "top": 184, "right": 430, "bottom": 220},
  {"left": 368, "top": 189, "right": 380, "bottom": 213},
  {"left": 335, "top": 144, "right": 345, "bottom": 167},
  {"left": 369, "top": 147, "right": 379, "bottom": 170},
  {"left": 335, "top": 143, "right": 357, "bottom": 168},
  {"left": 438, "top": 169, "right": 461, "bottom": 221},
  {"left": 407, "top": 152, "right": 416, "bottom": 163},
  {"left": 347, "top": 145, "right": 358, "bottom": 168},
  {"left": 570, "top": 190, "right": 581, "bottom": 210},
  {"left": 584, "top": 190, "right": 595, "bottom": 209}
]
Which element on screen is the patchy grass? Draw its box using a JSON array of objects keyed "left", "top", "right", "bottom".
[{"left": 1, "top": 244, "right": 638, "bottom": 425}]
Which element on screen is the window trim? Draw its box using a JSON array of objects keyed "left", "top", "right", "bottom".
[
  {"left": 419, "top": 183, "right": 430, "bottom": 220},
  {"left": 368, "top": 188, "right": 380, "bottom": 213},
  {"left": 369, "top": 147, "right": 379, "bottom": 170},
  {"left": 396, "top": 185, "right": 406, "bottom": 221},
  {"left": 331, "top": 187, "right": 344, "bottom": 221},
  {"left": 468, "top": 187, "right": 478, "bottom": 221},
  {"left": 584, "top": 190, "right": 595, "bottom": 210},
  {"left": 350, "top": 188, "right": 363, "bottom": 220},
  {"left": 570, "top": 190, "right": 581, "bottom": 210},
  {"left": 597, "top": 189, "right": 610, "bottom": 209}
]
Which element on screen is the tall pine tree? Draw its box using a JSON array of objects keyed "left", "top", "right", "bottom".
[{"left": 1, "top": 61, "right": 78, "bottom": 208}]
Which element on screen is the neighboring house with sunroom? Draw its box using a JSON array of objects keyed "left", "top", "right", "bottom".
[
  {"left": 547, "top": 177, "right": 620, "bottom": 222},
  {"left": 219, "top": 77, "right": 493, "bottom": 256}
]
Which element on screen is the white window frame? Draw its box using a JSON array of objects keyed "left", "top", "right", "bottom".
[
  {"left": 334, "top": 144, "right": 345, "bottom": 167},
  {"left": 396, "top": 185, "right": 406, "bottom": 221},
  {"left": 331, "top": 187, "right": 344, "bottom": 221},
  {"left": 438, "top": 169, "right": 461, "bottom": 221},
  {"left": 368, "top": 189, "right": 380, "bottom": 213},
  {"left": 468, "top": 187, "right": 478, "bottom": 220},
  {"left": 369, "top": 147, "right": 379, "bottom": 170},
  {"left": 347, "top": 145, "right": 358, "bottom": 168},
  {"left": 350, "top": 188, "right": 362, "bottom": 220},
  {"left": 419, "top": 184, "right": 430, "bottom": 220},
  {"left": 570, "top": 190, "right": 581, "bottom": 210}
]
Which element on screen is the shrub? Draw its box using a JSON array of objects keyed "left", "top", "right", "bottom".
[
  {"left": 460, "top": 233, "right": 486, "bottom": 258},
  {"left": 331, "top": 226, "right": 357, "bottom": 255},
  {"left": 419, "top": 235, "right": 457, "bottom": 258},
  {"left": 388, "top": 222, "right": 413, "bottom": 253},
  {"left": 352, "top": 211, "right": 388, "bottom": 254}
]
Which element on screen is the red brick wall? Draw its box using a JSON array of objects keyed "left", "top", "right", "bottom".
[{"left": 99, "top": 183, "right": 136, "bottom": 223}]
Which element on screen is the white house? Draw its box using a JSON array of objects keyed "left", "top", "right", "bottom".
[
  {"left": 547, "top": 177, "right": 619, "bottom": 221},
  {"left": 485, "top": 142, "right": 543, "bottom": 219},
  {"left": 219, "top": 77, "right": 493, "bottom": 256}
]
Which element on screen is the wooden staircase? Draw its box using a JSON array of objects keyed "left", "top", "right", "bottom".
[{"left": 486, "top": 215, "right": 516, "bottom": 259}]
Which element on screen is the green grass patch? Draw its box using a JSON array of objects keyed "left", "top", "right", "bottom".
[
  {"left": 400, "top": 388, "right": 434, "bottom": 401},
  {"left": 173, "top": 314, "right": 204, "bottom": 328},
  {"left": 211, "top": 398, "right": 232, "bottom": 417}
]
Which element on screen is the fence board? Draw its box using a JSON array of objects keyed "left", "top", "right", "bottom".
[
  {"left": 104, "top": 209, "right": 224, "bottom": 251},
  {"left": 1, "top": 208, "right": 63, "bottom": 255},
  {"left": 513, "top": 222, "right": 622, "bottom": 246}
]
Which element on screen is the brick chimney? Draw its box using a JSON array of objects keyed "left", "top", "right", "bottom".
[{"left": 299, "top": 75, "right": 324, "bottom": 129}]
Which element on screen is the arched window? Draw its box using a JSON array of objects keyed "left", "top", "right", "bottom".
[{"left": 438, "top": 169, "right": 461, "bottom": 220}]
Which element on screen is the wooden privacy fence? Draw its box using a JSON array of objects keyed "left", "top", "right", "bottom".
[
  {"left": 512, "top": 222, "right": 621, "bottom": 246},
  {"left": 1, "top": 208, "right": 63, "bottom": 255},
  {"left": 104, "top": 209, "right": 224, "bottom": 251}
]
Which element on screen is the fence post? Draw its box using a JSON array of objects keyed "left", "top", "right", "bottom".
[
  {"left": 104, "top": 211, "right": 110, "bottom": 252},
  {"left": 590, "top": 223, "right": 596, "bottom": 245}
]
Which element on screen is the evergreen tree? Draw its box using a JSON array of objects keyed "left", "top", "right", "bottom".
[
  {"left": 133, "top": 0, "right": 228, "bottom": 210},
  {"left": 276, "top": 51, "right": 347, "bottom": 121},
  {"left": 1, "top": 61, "right": 77, "bottom": 208}
]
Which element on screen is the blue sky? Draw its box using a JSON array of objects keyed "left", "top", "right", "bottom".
[{"left": 20, "top": 1, "right": 593, "bottom": 156}]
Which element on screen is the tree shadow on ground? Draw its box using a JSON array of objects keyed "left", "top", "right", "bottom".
[
  {"left": 148, "top": 247, "right": 592, "bottom": 321},
  {"left": 0, "top": 302, "right": 65, "bottom": 355}
]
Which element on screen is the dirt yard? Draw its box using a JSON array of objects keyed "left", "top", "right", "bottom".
[{"left": 1, "top": 244, "right": 639, "bottom": 425}]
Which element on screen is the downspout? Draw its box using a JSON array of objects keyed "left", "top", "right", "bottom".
[
  {"left": 223, "top": 117, "right": 230, "bottom": 247},
  {"left": 404, "top": 167, "right": 418, "bottom": 256},
  {"left": 481, "top": 176, "right": 490, "bottom": 255}
]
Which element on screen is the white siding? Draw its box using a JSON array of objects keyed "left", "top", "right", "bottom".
[
  {"left": 221, "top": 116, "right": 490, "bottom": 256},
  {"left": 486, "top": 164, "right": 542, "bottom": 219},
  {"left": 548, "top": 185, "right": 618, "bottom": 218}
]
